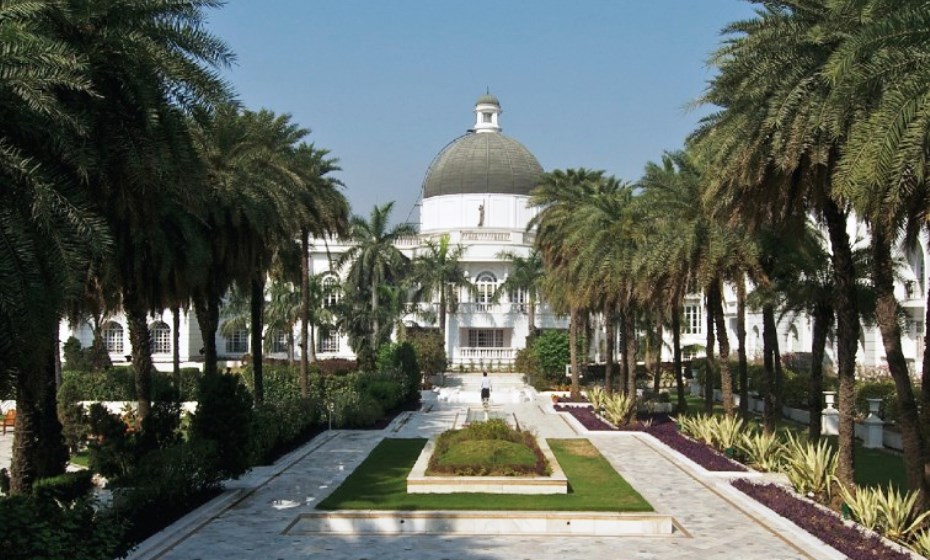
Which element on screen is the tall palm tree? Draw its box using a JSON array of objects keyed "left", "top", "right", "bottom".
[
  {"left": 530, "top": 168, "right": 606, "bottom": 400},
  {"left": 410, "top": 234, "right": 471, "bottom": 355},
  {"left": 291, "top": 144, "right": 347, "bottom": 397},
  {"left": 826, "top": 0, "right": 930, "bottom": 500},
  {"left": 695, "top": 0, "right": 865, "bottom": 487},
  {"left": 337, "top": 203, "right": 416, "bottom": 370},
  {"left": 494, "top": 250, "right": 545, "bottom": 339}
]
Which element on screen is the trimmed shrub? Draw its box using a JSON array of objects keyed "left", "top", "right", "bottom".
[
  {"left": 32, "top": 471, "right": 94, "bottom": 504},
  {"left": 531, "top": 330, "right": 570, "bottom": 387},
  {"left": 190, "top": 373, "right": 254, "bottom": 480}
]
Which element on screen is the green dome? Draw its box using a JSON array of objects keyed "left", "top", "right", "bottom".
[
  {"left": 423, "top": 132, "right": 544, "bottom": 198},
  {"left": 476, "top": 93, "right": 500, "bottom": 106}
]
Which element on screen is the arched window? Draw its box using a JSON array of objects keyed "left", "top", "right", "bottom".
[
  {"left": 103, "top": 322, "right": 124, "bottom": 353},
  {"left": 475, "top": 272, "right": 497, "bottom": 311},
  {"left": 150, "top": 321, "right": 171, "bottom": 354},
  {"left": 322, "top": 275, "right": 341, "bottom": 308}
]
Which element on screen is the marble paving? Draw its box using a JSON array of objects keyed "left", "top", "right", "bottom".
[
  {"left": 0, "top": 382, "right": 845, "bottom": 559},
  {"left": 122, "top": 382, "right": 844, "bottom": 560}
]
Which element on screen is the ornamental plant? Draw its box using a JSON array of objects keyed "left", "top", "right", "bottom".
[
  {"left": 873, "top": 484, "right": 930, "bottom": 543},
  {"left": 782, "top": 431, "right": 837, "bottom": 502},
  {"left": 738, "top": 430, "right": 785, "bottom": 472},
  {"left": 602, "top": 391, "right": 637, "bottom": 427},
  {"left": 586, "top": 386, "right": 608, "bottom": 412},
  {"left": 839, "top": 484, "right": 883, "bottom": 532}
]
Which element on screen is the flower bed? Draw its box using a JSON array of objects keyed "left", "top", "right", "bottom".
[
  {"left": 732, "top": 480, "right": 914, "bottom": 560},
  {"left": 645, "top": 421, "right": 747, "bottom": 472}
]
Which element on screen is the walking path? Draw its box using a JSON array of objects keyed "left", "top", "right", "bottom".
[
  {"left": 125, "top": 377, "right": 846, "bottom": 560},
  {"left": 0, "top": 379, "right": 850, "bottom": 559}
]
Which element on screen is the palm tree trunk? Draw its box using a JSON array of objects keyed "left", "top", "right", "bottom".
[
  {"left": 712, "top": 279, "right": 733, "bottom": 416},
  {"left": 736, "top": 275, "right": 749, "bottom": 418},
  {"left": 528, "top": 294, "right": 537, "bottom": 337},
  {"left": 172, "top": 305, "right": 181, "bottom": 384},
  {"left": 652, "top": 320, "right": 664, "bottom": 396},
  {"left": 624, "top": 308, "right": 637, "bottom": 397},
  {"left": 570, "top": 307, "right": 581, "bottom": 401},
  {"left": 871, "top": 229, "right": 929, "bottom": 502},
  {"left": 604, "top": 304, "right": 615, "bottom": 395},
  {"left": 371, "top": 276, "right": 380, "bottom": 348},
  {"left": 922, "top": 282, "right": 930, "bottom": 467},
  {"left": 704, "top": 288, "right": 716, "bottom": 413},
  {"left": 300, "top": 230, "right": 311, "bottom": 399},
  {"left": 809, "top": 306, "right": 831, "bottom": 441},
  {"left": 672, "top": 295, "right": 686, "bottom": 413},
  {"left": 761, "top": 304, "right": 778, "bottom": 434},
  {"left": 823, "top": 197, "right": 859, "bottom": 489},
  {"left": 10, "top": 329, "right": 68, "bottom": 493},
  {"left": 195, "top": 285, "right": 220, "bottom": 377},
  {"left": 125, "top": 296, "right": 153, "bottom": 421},
  {"left": 251, "top": 274, "right": 265, "bottom": 404}
]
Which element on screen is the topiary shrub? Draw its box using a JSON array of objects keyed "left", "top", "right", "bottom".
[
  {"left": 407, "top": 328, "right": 447, "bottom": 381},
  {"left": 189, "top": 373, "right": 254, "bottom": 479},
  {"left": 32, "top": 471, "right": 94, "bottom": 504},
  {"left": 530, "top": 330, "right": 570, "bottom": 388}
]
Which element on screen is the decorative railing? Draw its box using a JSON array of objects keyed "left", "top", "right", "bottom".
[
  {"left": 461, "top": 231, "right": 511, "bottom": 242},
  {"left": 457, "top": 347, "right": 516, "bottom": 362}
]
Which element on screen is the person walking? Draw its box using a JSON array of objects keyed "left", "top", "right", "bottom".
[{"left": 480, "top": 371, "right": 492, "bottom": 406}]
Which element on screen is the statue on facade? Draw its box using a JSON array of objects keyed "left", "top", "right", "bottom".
[{"left": 478, "top": 203, "right": 485, "bottom": 227}]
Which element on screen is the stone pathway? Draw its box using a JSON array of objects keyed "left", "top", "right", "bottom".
[{"left": 122, "top": 381, "right": 845, "bottom": 560}]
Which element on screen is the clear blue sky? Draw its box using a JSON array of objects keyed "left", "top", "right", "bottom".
[{"left": 206, "top": 1, "right": 759, "bottom": 225}]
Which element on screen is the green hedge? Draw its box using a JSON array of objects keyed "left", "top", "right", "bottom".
[{"left": 59, "top": 367, "right": 202, "bottom": 401}]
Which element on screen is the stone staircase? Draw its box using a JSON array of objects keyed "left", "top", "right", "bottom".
[{"left": 435, "top": 373, "right": 535, "bottom": 404}]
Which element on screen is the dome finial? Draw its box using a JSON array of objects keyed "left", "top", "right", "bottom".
[{"left": 474, "top": 91, "right": 501, "bottom": 133}]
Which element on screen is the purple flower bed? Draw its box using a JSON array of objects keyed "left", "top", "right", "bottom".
[
  {"left": 732, "top": 480, "right": 914, "bottom": 560},
  {"left": 644, "top": 421, "right": 747, "bottom": 472},
  {"left": 554, "top": 405, "right": 618, "bottom": 430}
]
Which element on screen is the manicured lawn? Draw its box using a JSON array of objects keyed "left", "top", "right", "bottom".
[{"left": 317, "top": 438, "right": 652, "bottom": 512}]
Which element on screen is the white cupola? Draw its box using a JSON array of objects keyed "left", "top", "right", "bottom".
[{"left": 473, "top": 91, "right": 501, "bottom": 133}]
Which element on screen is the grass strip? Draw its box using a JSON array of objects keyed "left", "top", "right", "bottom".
[{"left": 317, "top": 437, "right": 651, "bottom": 512}]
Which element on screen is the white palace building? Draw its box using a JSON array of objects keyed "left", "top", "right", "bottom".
[{"left": 61, "top": 95, "right": 930, "bottom": 376}]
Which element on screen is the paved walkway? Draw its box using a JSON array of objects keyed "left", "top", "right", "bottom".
[
  {"left": 122, "top": 383, "right": 847, "bottom": 560},
  {"left": 0, "top": 383, "right": 847, "bottom": 559}
]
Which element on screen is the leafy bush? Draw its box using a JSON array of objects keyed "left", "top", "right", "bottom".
[
  {"left": 406, "top": 328, "right": 447, "bottom": 378},
  {"left": 189, "top": 373, "right": 254, "bottom": 480},
  {"left": 86, "top": 404, "right": 136, "bottom": 479},
  {"left": 32, "top": 471, "right": 94, "bottom": 504},
  {"left": 239, "top": 364, "right": 301, "bottom": 402},
  {"left": 59, "top": 367, "right": 200, "bottom": 401},
  {"left": 530, "top": 330, "right": 570, "bottom": 387},
  {"left": 62, "top": 336, "right": 111, "bottom": 372},
  {"left": 250, "top": 398, "right": 321, "bottom": 464},
  {"left": 428, "top": 419, "right": 549, "bottom": 476},
  {"left": 315, "top": 358, "right": 358, "bottom": 376},
  {"left": 114, "top": 440, "right": 222, "bottom": 546},
  {"left": 0, "top": 494, "right": 126, "bottom": 560},
  {"left": 57, "top": 379, "right": 90, "bottom": 453}
]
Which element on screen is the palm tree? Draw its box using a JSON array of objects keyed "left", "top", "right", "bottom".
[
  {"left": 494, "top": 249, "right": 545, "bottom": 339},
  {"left": 530, "top": 168, "right": 607, "bottom": 400},
  {"left": 337, "top": 203, "right": 416, "bottom": 370},
  {"left": 290, "top": 144, "right": 347, "bottom": 397},
  {"left": 410, "top": 234, "right": 471, "bottom": 356},
  {"left": 695, "top": 0, "right": 865, "bottom": 487},
  {"left": 825, "top": 0, "right": 930, "bottom": 500},
  {"left": 1, "top": 0, "right": 105, "bottom": 493}
]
